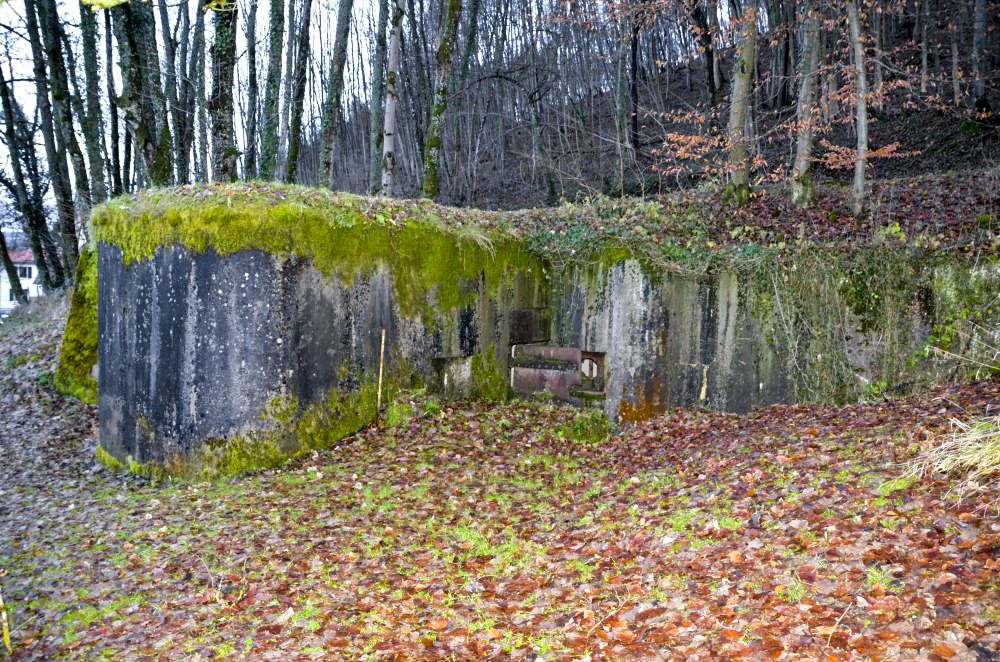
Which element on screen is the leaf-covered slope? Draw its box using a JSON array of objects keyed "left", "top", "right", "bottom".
[{"left": 4, "top": 305, "right": 1000, "bottom": 659}]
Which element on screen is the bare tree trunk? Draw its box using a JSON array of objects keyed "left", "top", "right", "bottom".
[
  {"left": 259, "top": 0, "right": 284, "bottom": 180},
  {"left": 381, "top": 0, "right": 404, "bottom": 195},
  {"left": 422, "top": 0, "right": 463, "bottom": 200},
  {"left": 138, "top": 0, "right": 168, "bottom": 137},
  {"left": 951, "top": 0, "right": 962, "bottom": 106},
  {"left": 972, "top": 0, "right": 986, "bottom": 104},
  {"left": 158, "top": 0, "right": 182, "bottom": 183},
  {"left": 40, "top": 0, "right": 92, "bottom": 213},
  {"left": 820, "top": 28, "right": 840, "bottom": 123},
  {"left": 79, "top": 0, "right": 108, "bottom": 203},
  {"left": 629, "top": 3, "right": 642, "bottom": 153},
  {"left": 245, "top": 0, "right": 260, "bottom": 178},
  {"left": 210, "top": 5, "right": 239, "bottom": 182},
  {"left": 280, "top": 0, "right": 299, "bottom": 162},
  {"left": 921, "top": 0, "right": 929, "bottom": 93},
  {"left": 176, "top": 0, "right": 194, "bottom": 183},
  {"left": 321, "top": 0, "right": 356, "bottom": 188},
  {"left": 709, "top": 1, "right": 723, "bottom": 89},
  {"left": 766, "top": 0, "right": 789, "bottom": 109},
  {"left": 406, "top": 0, "right": 433, "bottom": 161},
  {"left": 873, "top": 8, "right": 884, "bottom": 111},
  {"left": 458, "top": 0, "right": 481, "bottom": 87},
  {"left": 123, "top": 127, "right": 132, "bottom": 191},
  {"left": 104, "top": 12, "right": 123, "bottom": 196},
  {"left": 791, "top": 0, "right": 819, "bottom": 208},
  {"left": 689, "top": 0, "right": 717, "bottom": 104},
  {"left": 726, "top": 1, "right": 756, "bottom": 206},
  {"left": 23, "top": 0, "right": 78, "bottom": 280},
  {"left": 192, "top": 2, "right": 209, "bottom": 181},
  {"left": 61, "top": 28, "right": 95, "bottom": 178},
  {"left": 847, "top": 0, "right": 868, "bottom": 217},
  {"left": 0, "top": 64, "right": 62, "bottom": 289},
  {"left": 285, "top": 0, "right": 313, "bottom": 182},
  {"left": 368, "top": 0, "right": 390, "bottom": 193},
  {"left": 111, "top": 4, "right": 173, "bottom": 187},
  {"left": 615, "top": 11, "right": 629, "bottom": 192}
]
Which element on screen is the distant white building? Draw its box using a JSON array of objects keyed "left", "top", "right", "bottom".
[{"left": 1, "top": 250, "right": 44, "bottom": 315}]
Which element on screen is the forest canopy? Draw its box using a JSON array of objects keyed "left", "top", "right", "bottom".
[{"left": 0, "top": 0, "right": 997, "bottom": 289}]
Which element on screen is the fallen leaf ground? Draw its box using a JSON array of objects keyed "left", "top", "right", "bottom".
[{"left": 2, "top": 301, "right": 1000, "bottom": 661}]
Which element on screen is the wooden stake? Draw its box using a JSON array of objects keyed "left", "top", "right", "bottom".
[
  {"left": 377, "top": 329, "right": 386, "bottom": 411},
  {"left": 1, "top": 582, "right": 12, "bottom": 655}
]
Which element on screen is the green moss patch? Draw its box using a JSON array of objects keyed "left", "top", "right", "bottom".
[
  {"left": 92, "top": 183, "right": 545, "bottom": 321},
  {"left": 55, "top": 245, "right": 98, "bottom": 404},
  {"left": 561, "top": 408, "right": 610, "bottom": 444},
  {"left": 98, "top": 377, "right": 407, "bottom": 481}
]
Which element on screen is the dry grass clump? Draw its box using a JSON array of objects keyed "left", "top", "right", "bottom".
[
  {"left": 907, "top": 416, "right": 1000, "bottom": 508},
  {"left": 907, "top": 310, "right": 1000, "bottom": 508}
]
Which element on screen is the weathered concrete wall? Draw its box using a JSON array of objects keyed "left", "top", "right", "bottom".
[
  {"left": 549, "top": 251, "right": 999, "bottom": 424},
  {"left": 83, "top": 186, "right": 998, "bottom": 478},
  {"left": 98, "top": 239, "right": 545, "bottom": 478},
  {"left": 551, "top": 259, "right": 788, "bottom": 421}
]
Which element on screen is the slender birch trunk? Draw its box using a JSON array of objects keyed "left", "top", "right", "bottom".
[{"left": 381, "top": 0, "right": 404, "bottom": 195}]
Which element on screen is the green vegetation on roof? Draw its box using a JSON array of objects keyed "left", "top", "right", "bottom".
[{"left": 91, "top": 182, "right": 545, "bottom": 320}]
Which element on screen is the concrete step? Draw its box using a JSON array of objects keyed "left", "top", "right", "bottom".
[{"left": 510, "top": 365, "right": 580, "bottom": 402}]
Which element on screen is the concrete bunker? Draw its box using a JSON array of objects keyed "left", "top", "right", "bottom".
[{"left": 81, "top": 185, "right": 999, "bottom": 478}]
